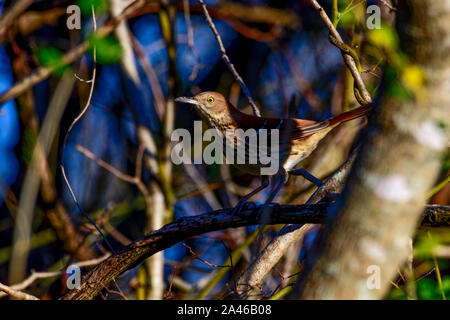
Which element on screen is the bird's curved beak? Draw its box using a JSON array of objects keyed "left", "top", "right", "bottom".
[{"left": 174, "top": 96, "right": 202, "bottom": 106}]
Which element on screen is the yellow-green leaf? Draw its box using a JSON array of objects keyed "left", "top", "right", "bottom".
[{"left": 367, "top": 25, "right": 398, "bottom": 51}]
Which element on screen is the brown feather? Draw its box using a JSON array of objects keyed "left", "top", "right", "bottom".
[{"left": 228, "top": 102, "right": 369, "bottom": 142}]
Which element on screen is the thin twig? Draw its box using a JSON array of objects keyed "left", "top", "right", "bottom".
[
  {"left": 65, "top": 5, "right": 97, "bottom": 136},
  {"left": 132, "top": 38, "right": 166, "bottom": 121},
  {"left": 0, "top": 0, "right": 146, "bottom": 105},
  {"left": 76, "top": 145, "right": 137, "bottom": 185},
  {"left": 75, "top": 144, "right": 151, "bottom": 201},
  {"left": 131, "top": 41, "right": 223, "bottom": 211},
  {"left": 0, "top": 0, "right": 34, "bottom": 41},
  {"left": 59, "top": 5, "right": 106, "bottom": 253},
  {"left": 0, "top": 283, "right": 39, "bottom": 300},
  {"left": 309, "top": 0, "right": 372, "bottom": 104},
  {"left": 182, "top": 162, "right": 223, "bottom": 210},
  {"left": 0, "top": 254, "right": 110, "bottom": 299},
  {"left": 183, "top": 243, "right": 232, "bottom": 268},
  {"left": 183, "top": 0, "right": 203, "bottom": 81},
  {"left": 60, "top": 165, "right": 116, "bottom": 254},
  {"left": 236, "top": 148, "right": 359, "bottom": 299}
]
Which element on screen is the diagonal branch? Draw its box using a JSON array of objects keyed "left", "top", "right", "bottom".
[
  {"left": 236, "top": 148, "right": 358, "bottom": 299},
  {"left": 0, "top": 253, "right": 110, "bottom": 299},
  {"left": 0, "top": 0, "right": 147, "bottom": 105},
  {"left": 197, "top": 0, "right": 261, "bottom": 116},
  {"left": 309, "top": 0, "right": 372, "bottom": 104},
  {"left": 0, "top": 0, "right": 34, "bottom": 41},
  {"left": 0, "top": 282, "right": 39, "bottom": 300}
]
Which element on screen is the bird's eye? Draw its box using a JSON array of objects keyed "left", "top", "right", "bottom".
[{"left": 207, "top": 97, "right": 214, "bottom": 103}]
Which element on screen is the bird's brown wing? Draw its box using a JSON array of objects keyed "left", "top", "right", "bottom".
[
  {"left": 233, "top": 113, "right": 323, "bottom": 141},
  {"left": 232, "top": 104, "right": 369, "bottom": 141},
  {"left": 290, "top": 119, "right": 330, "bottom": 140}
]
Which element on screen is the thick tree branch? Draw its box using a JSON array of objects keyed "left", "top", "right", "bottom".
[
  {"left": 61, "top": 203, "right": 448, "bottom": 300},
  {"left": 0, "top": 282, "right": 39, "bottom": 300}
]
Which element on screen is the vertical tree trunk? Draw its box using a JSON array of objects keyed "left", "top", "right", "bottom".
[{"left": 290, "top": 0, "right": 450, "bottom": 299}]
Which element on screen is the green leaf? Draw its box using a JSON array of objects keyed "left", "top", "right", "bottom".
[
  {"left": 88, "top": 34, "right": 123, "bottom": 65},
  {"left": 367, "top": 25, "right": 399, "bottom": 52},
  {"left": 77, "top": 0, "right": 108, "bottom": 16},
  {"left": 388, "top": 287, "right": 407, "bottom": 300},
  {"left": 384, "top": 67, "right": 413, "bottom": 102},
  {"left": 338, "top": 10, "right": 356, "bottom": 28},
  {"left": 414, "top": 235, "right": 440, "bottom": 259},
  {"left": 441, "top": 276, "right": 450, "bottom": 293},
  {"left": 37, "top": 46, "right": 70, "bottom": 76},
  {"left": 417, "top": 278, "right": 440, "bottom": 300}
]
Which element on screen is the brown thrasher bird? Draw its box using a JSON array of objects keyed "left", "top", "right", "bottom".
[{"left": 175, "top": 91, "right": 370, "bottom": 214}]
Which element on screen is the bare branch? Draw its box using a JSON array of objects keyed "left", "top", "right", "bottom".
[
  {"left": 0, "top": 254, "right": 110, "bottom": 299},
  {"left": 309, "top": 0, "right": 372, "bottom": 104},
  {"left": 0, "top": 0, "right": 34, "bottom": 41},
  {"left": 76, "top": 145, "right": 137, "bottom": 185},
  {"left": 197, "top": 0, "right": 261, "bottom": 116},
  {"left": 236, "top": 149, "right": 358, "bottom": 299},
  {"left": 0, "top": 0, "right": 146, "bottom": 104},
  {"left": 0, "top": 283, "right": 39, "bottom": 300}
]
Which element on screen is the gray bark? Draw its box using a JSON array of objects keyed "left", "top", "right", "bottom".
[{"left": 290, "top": 0, "right": 450, "bottom": 299}]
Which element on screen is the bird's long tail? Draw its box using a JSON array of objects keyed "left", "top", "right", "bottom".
[
  {"left": 297, "top": 105, "right": 370, "bottom": 137},
  {"left": 327, "top": 105, "right": 371, "bottom": 127}
]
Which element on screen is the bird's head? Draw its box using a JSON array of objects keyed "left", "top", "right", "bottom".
[{"left": 175, "top": 91, "right": 235, "bottom": 126}]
